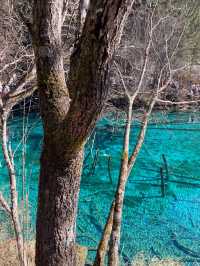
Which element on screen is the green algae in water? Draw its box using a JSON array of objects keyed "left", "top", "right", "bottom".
[{"left": 0, "top": 112, "right": 200, "bottom": 265}]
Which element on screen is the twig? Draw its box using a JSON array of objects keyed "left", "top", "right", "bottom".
[{"left": 0, "top": 192, "right": 11, "bottom": 215}]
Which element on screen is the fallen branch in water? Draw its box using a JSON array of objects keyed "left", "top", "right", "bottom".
[{"left": 172, "top": 237, "right": 200, "bottom": 258}]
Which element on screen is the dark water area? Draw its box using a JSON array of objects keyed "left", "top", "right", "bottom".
[{"left": 0, "top": 112, "right": 200, "bottom": 265}]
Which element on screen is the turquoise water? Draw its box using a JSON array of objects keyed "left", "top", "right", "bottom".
[{"left": 0, "top": 112, "right": 200, "bottom": 265}]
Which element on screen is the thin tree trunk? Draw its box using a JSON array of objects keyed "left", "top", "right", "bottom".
[
  {"left": 0, "top": 65, "right": 36, "bottom": 266},
  {"left": 108, "top": 99, "right": 133, "bottom": 266},
  {"left": 108, "top": 98, "right": 156, "bottom": 266},
  {"left": 93, "top": 201, "right": 115, "bottom": 266},
  {"left": 127, "top": 98, "right": 156, "bottom": 174},
  {"left": 1, "top": 112, "right": 27, "bottom": 266}
]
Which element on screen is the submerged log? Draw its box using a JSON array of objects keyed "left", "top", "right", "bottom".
[
  {"left": 172, "top": 238, "right": 200, "bottom": 259},
  {"left": 160, "top": 167, "right": 166, "bottom": 197},
  {"left": 162, "top": 154, "right": 169, "bottom": 180},
  {"left": 107, "top": 156, "right": 113, "bottom": 185}
]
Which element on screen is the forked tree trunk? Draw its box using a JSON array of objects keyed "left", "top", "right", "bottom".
[
  {"left": 108, "top": 98, "right": 156, "bottom": 266},
  {"left": 32, "top": 0, "right": 134, "bottom": 265}
]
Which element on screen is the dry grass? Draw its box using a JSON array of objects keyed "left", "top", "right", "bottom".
[
  {"left": 0, "top": 239, "right": 87, "bottom": 266},
  {"left": 0, "top": 240, "right": 184, "bottom": 266},
  {"left": 0, "top": 239, "right": 34, "bottom": 266}
]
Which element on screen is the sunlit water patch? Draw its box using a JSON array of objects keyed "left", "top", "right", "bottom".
[{"left": 0, "top": 112, "right": 200, "bottom": 265}]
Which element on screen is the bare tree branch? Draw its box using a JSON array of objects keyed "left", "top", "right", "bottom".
[
  {"left": 156, "top": 98, "right": 200, "bottom": 105},
  {"left": 0, "top": 192, "right": 11, "bottom": 215}
]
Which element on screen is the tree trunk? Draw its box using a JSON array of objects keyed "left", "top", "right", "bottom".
[
  {"left": 32, "top": 0, "right": 134, "bottom": 265},
  {"left": 93, "top": 201, "right": 115, "bottom": 266},
  {"left": 36, "top": 146, "right": 83, "bottom": 266},
  {"left": 108, "top": 98, "right": 156, "bottom": 266},
  {"left": 108, "top": 99, "right": 133, "bottom": 266}
]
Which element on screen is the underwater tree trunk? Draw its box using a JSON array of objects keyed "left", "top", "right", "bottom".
[{"left": 32, "top": 0, "right": 134, "bottom": 265}]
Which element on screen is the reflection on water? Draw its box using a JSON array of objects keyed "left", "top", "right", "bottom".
[{"left": 0, "top": 112, "right": 200, "bottom": 265}]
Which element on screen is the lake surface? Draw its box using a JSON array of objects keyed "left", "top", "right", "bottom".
[{"left": 0, "top": 111, "right": 200, "bottom": 265}]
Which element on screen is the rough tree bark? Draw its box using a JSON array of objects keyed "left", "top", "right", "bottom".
[{"left": 32, "top": 0, "right": 134, "bottom": 265}]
